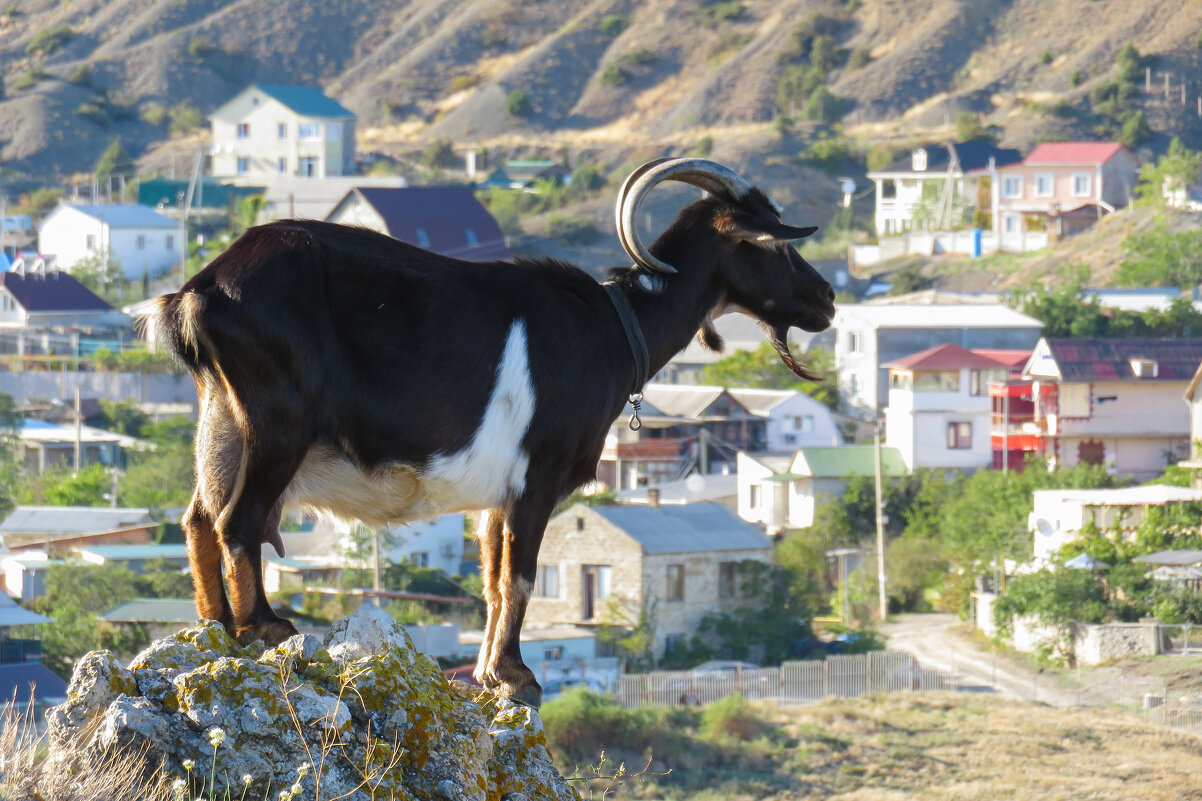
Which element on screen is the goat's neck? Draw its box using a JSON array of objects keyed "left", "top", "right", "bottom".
[{"left": 620, "top": 250, "right": 723, "bottom": 379}]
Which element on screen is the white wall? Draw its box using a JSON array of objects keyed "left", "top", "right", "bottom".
[
  {"left": 39, "top": 206, "right": 176, "bottom": 279},
  {"left": 762, "top": 393, "right": 842, "bottom": 451},
  {"left": 211, "top": 91, "right": 355, "bottom": 182},
  {"left": 385, "top": 514, "right": 465, "bottom": 574},
  {"left": 736, "top": 452, "right": 775, "bottom": 528}
]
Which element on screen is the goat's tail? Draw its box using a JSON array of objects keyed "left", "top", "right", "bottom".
[{"left": 141, "top": 291, "right": 212, "bottom": 374}]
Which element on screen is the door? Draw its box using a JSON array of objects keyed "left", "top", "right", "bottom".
[{"left": 582, "top": 566, "right": 599, "bottom": 620}]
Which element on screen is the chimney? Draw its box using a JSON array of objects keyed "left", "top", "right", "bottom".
[{"left": 647, "top": 488, "right": 660, "bottom": 509}]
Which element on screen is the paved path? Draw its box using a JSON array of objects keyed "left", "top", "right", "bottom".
[{"left": 881, "top": 613, "right": 1079, "bottom": 707}]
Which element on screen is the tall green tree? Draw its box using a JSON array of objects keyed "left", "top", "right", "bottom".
[
  {"left": 94, "top": 140, "right": 134, "bottom": 180},
  {"left": 700, "top": 343, "right": 838, "bottom": 408},
  {"left": 31, "top": 563, "right": 147, "bottom": 677},
  {"left": 1117, "top": 224, "right": 1202, "bottom": 289}
]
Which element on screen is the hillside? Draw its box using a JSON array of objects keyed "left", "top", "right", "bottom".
[{"left": 2, "top": 0, "right": 1202, "bottom": 187}]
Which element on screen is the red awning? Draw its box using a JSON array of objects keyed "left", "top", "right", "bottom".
[
  {"left": 992, "top": 434, "right": 1041, "bottom": 450},
  {"left": 989, "top": 381, "right": 1034, "bottom": 399}
]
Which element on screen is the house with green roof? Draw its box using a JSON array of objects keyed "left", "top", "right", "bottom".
[
  {"left": 210, "top": 85, "right": 356, "bottom": 182},
  {"left": 737, "top": 446, "right": 907, "bottom": 533}
]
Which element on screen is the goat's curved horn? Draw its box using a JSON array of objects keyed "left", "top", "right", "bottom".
[
  {"left": 614, "top": 157, "right": 675, "bottom": 268},
  {"left": 619, "top": 159, "right": 755, "bottom": 274}
]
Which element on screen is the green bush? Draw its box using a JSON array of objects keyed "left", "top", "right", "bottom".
[
  {"left": 700, "top": 694, "right": 771, "bottom": 740},
  {"left": 776, "top": 64, "right": 825, "bottom": 113},
  {"left": 541, "top": 688, "right": 697, "bottom": 763},
  {"left": 25, "top": 23, "right": 74, "bottom": 56},
  {"left": 803, "top": 86, "right": 843, "bottom": 123},
  {"left": 75, "top": 102, "right": 109, "bottom": 127},
  {"left": 546, "top": 216, "right": 601, "bottom": 245},
  {"left": 187, "top": 36, "right": 212, "bottom": 58},
  {"left": 847, "top": 46, "right": 872, "bottom": 70},
  {"left": 481, "top": 25, "right": 504, "bottom": 48},
  {"left": 1039, "top": 48, "right": 1052, "bottom": 65},
  {"left": 600, "top": 64, "right": 628, "bottom": 87},
  {"left": 11, "top": 70, "right": 43, "bottom": 91},
  {"left": 599, "top": 14, "right": 630, "bottom": 36},
  {"left": 1069, "top": 69, "right": 1084, "bottom": 88},
  {"left": 68, "top": 64, "right": 91, "bottom": 86},
  {"left": 141, "top": 102, "right": 167, "bottom": 126},
  {"left": 167, "top": 102, "right": 201, "bottom": 135},
  {"left": 698, "top": 1, "right": 745, "bottom": 24},
  {"left": 692, "top": 135, "right": 714, "bottom": 157},
  {"left": 505, "top": 88, "right": 532, "bottom": 116}
]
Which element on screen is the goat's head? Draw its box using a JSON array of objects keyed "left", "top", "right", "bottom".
[{"left": 616, "top": 158, "right": 837, "bottom": 380}]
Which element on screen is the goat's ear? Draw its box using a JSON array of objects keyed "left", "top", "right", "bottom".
[{"left": 716, "top": 211, "right": 819, "bottom": 243}]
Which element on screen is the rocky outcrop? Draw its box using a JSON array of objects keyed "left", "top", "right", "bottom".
[{"left": 46, "top": 603, "right": 577, "bottom": 801}]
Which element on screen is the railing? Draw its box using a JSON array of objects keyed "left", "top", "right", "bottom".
[
  {"left": 0, "top": 639, "right": 43, "bottom": 664},
  {"left": 615, "top": 652, "right": 957, "bottom": 708}
]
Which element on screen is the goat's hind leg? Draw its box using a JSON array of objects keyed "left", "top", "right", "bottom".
[
  {"left": 182, "top": 494, "right": 233, "bottom": 631},
  {"left": 473, "top": 509, "right": 505, "bottom": 688}
]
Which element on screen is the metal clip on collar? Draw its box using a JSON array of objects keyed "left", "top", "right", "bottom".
[{"left": 602, "top": 282, "right": 650, "bottom": 432}]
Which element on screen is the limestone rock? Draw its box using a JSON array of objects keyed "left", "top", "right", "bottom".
[{"left": 45, "top": 603, "right": 578, "bottom": 801}]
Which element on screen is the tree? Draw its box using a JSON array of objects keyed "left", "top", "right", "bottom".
[
  {"left": 1117, "top": 224, "right": 1202, "bottom": 289},
  {"left": 0, "top": 393, "right": 24, "bottom": 516},
  {"left": 67, "top": 251, "right": 128, "bottom": 305},
  {"left": 94, "top": 140, "right": 133, "bottom": 180},
  {"left": 32, "top": 563, "right": 147, "bottom": 677},
  {"left": 699, "top": 342, "right": 838, "bottom": 408},
  {"left": 505, "top": 89, "right": 532, "bottom": 117},
  {"left": 1135, "top": 138, "right": 1202, "bottom": 207},
  {"left": 954, "top": 112, "right": 985, "bottom": 142}
]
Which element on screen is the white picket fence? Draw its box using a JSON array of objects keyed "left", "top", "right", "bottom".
[{"left": 615, "top": 651, "right": 954, "bottom": 709}]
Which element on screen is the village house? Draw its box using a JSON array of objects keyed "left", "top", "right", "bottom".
[
  {"left": 1029, "top": 485, "right": 1202, "bottom": 562},
  {"left": 18, "top": 418, "right": 144, "bottom": 474},
  {"left": 0, "top": 506, "right": 158, "bottom": 555},
  {"left": 73, "top": 543, "right": 189, "bottom": 574},
  {"left": 1179, "top": 360, "right": 1202, "bottom": 488},
  {"left": 475, "top": 160, "right": 572, "bottom": 190},
  {"left": 0, "top": 266, "right": 129, "bottom": 334},
  {"left": 833, "top": 304, "right": 1043, "bottom": 417},
  {"left": 38, "top": 204, "right": 178, "bottom": 280},
  {"left": 524, "top": 501, "right": 772, "bottom": 659},
  {"left": 867, "top": 140, "right": 1021, "bottom": 236},
  {"left": 994, "top": 142, "right": 1139, "bottom": 244},
  {"left": 257, "top": 176, "right": 407, "bottom": 223},
  {"left": 268, "top": 513, "right": 466, "bottom": 577},
  {"left": 326, "top": 186, "right": 511, "bottom": 261},
  {"left": 0, "top": 592, "right": 63, "bottom": 715},
  {"left": 209, "top": 85, "right": 356, "bottom": 182},
  {"left": 736, "top": 446, "right": 907, "bottom": 533},
  {"left": 884, "top": 343, "right": 1030, "bottom": 471},
  {"left": 1021, "top": 338, "right": 1202, "bottom": 479}
]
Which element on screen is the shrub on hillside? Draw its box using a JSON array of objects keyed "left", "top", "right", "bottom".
[
  {"left": 699, "top": 695, "right": 772, "bottom": 740},
  {"left": 505, "top": 89, "right": 532, "bottom": 116},
  {"left": 25, "top": 23, "right": 73, "bottom": 56},
  {"left": 599, "top": 14, "right": 629, "bottom": 37}
]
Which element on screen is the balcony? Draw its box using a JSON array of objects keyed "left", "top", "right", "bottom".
[{"left": 615, "top": 438, "right": 686, "bottom": 461}]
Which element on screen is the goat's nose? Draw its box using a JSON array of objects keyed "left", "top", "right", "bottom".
[{"left": 824, "top": 284, "right": 835, "bottom": 303}]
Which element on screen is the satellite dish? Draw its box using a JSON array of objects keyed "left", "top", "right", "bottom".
[
  {"left": 840, "top": 179, "right": 856, "bottom": 195},
  {"left": 685, "top": 474, "right": 705, "bottom": 494}
]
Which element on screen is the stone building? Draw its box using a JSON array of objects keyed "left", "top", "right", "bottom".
[{"left": 524, "top": 501, "right": 773, "bottom": 659}]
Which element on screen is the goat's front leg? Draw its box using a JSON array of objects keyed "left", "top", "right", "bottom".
[
  {"left": 481, "top": 492, "right": 553, "bottom": 708},
  {"left": 473, "top": 508, "right": 505, "bottom": 687}
]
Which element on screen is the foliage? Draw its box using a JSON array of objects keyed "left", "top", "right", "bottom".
[
  {"left": 887, "top": 262, "right": 931, "bottom": 295},
  {"left": 1117, "top": 224, "right": 1202, "bottom": 290},
  {"left": 69, "top": 251, "right": 129, "bottom": 305},
  {"left": 954, "top": 112, "right": 993, "bottom": 143},
  {"left": 167, "top": 102, "right": 201, "bottom": 135},
  {"left": 187, "top": 36, "right": 212, "bottom": 58},
  {"left": 866, "top": 144, "right": 892, "bottom": 173},
  {"left": 26, "top": 23, "right": 74, "bottom": 55},
  {"left": 119, "top": 439, "right": 195, "bottom": 511},
  {"left": 541, "top": 688, "right": 695, "bottom": 764},
  {"left": 20, "top": 187, "right": 64, "bottom": 218},
  {"left": 598, "top": 14, "right": 629, "bottom": 37},
  {"left": 1135, "top": 138, "right": 1202, "bottom": 207},
  {"left": 1012, "top": 267, "right": 1202, "bottom": 335},
  {"left": 776, "top": 64, "right": 825, "bottom": 114},
  {"left": 599, "top": 64, "right": 627, "bottom": 87},
  {"left": 234, "top": 194, "right": 265, "bottom": 233},
  {"left": 1039, "top": 48, "right": 1052, "bottom": 65},
  {"left": 993, "top": 568, "right": 1108, "bottom": 660},
  {"left": 803, "top": 87, "right": 842, "bottom": 123},
  {"left": 699, "top": 342, "right": 838, "bottom": 408},
  {"left": 697, "top": 1, "right": 745, "bottom": 24},
  {"left": 20, "top": 463, "right": 112, "bottom": 506},
  {"left": 421, "top": 138, "right": 457, "bottom": 170},
  {"left": 846, "top": 46, "right": 872, "bottom": 70},
  {"left": 1069, "top": 69, "right": 1084, "bottom": 88},
  {"left": 1089, "top": 42, "right": 1149, "bottom": 148},
  {"left": 545, "top": 216, "right": 600, "bottom": 245},
  {"left": 68, "top": 64, "right": 91, "bottom": 86},
  {"left": 0, "top": 393, "right": 24, "bottom": 517},
  {"left": 505, "top": 89, "right": 532, "bottom": 117},
  {"left": 98, "top": 399, "right": 150, "bottom": 437},
  {"left": 691, "top": 136, "right": 714, "bottom": 158},
  {"left": 95, "top": 141, "right": 133, "bottom": 179},
  {"left": 31, "top": 563, "right": 146, "bottom": 676},
  {"left": 799, "top": 134, "right": 851, "bottom": 173},
  {"left": 699, "top": 694, "right": 771, "bottom": 739}
]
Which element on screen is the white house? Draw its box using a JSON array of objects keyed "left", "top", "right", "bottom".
[
  {"left": 274, "top": 514, "right": 466, "bottom": 576},
  {"left": 833, "top": 304, "right": 1044, "bottom": 417},
  {"left": 884, "top": 343, "right": 1029, "bottom": 471},
  {"left": 38, "top": 204, "right": 178, "bottom": 280},
  {"left": 727, "top": 388, "right": 842, "bottom": 451},
  {"left": 737, "top": 445, "right": 907, "bottom": 533},
  {"left": 210, "top": 85, "right": 356, "bottom": 183},
  {"left": 1022, "top": 337, "right": 1202, "bottom": 479},
  {"left": 1029, "top": 485, "right": 1202, "bottom": 562}
]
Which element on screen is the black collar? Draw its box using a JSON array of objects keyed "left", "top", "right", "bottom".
[{"left": 602, "top": 281, "right": 650, "bottom": 430}]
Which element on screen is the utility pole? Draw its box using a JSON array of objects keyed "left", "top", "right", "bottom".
[
  {"left": 874, "top": 419, "right": 888, "bottom": 621},
  {"left": 698, "top": 427, "right": 710, "bottom": 475},
  {"left": 73, "top": 387, "right": 82, "bottom": 471}
]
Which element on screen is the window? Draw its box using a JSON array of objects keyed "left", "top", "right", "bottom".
[
  {"left": 1004, "top": 215, "right": 1018, "bottom": 233},
  {"left": 848, "top": 331, "right": 863, "bottom": 354},
  {"left": 298, "top": 123, "right": 321, "bottom": 140},
  {"left": 748, "top": 484, "right": 760, "bottom": 510},
  {"left": 665, "top": 634, "right": 685, "bottom": 654},
  {"left": 85, "top": 234, "right": 95, "bottom": 251},
  {"left": 325, "top": 123, "right": 342, "bottom": 141},
  {"left": 237, "top": 157, "right": 249, "bottom": 175},
  {"left": 575, "top": 516, "right": 584, "bottom": 531},
  {"left": 278, "top": 157, "right": 288, "bottom": 174},
  {"left": 299, "top": 157, "right": 318, "bottom": 177},
  {"left": 947, "top": 421, "right": 972, "bottom": 449},
  {"left": 236, "top": 123, "right": 250, "bottom": 139},
  {"left": 543, "top": 646, "right": 563, "bottom": 660},
  {"left": 165, "top": 235, "right": 174, "bottom": 251},
  {"left": 666, "top": 564, "right": 685, "bottom": 601},
  {"left": 914, "top": 371, "right": 960, "bottom": 392},
  {"left": 1002, "top": 175, "right": 1023, "bottom": 198},
  {"left": 537, "top": 564, "right": 559, "bottom": 598},
  {"left": 136, "top": 234, "right": 146, "bottom": 250},
  {"left": 719, "top": 562, "right": 737, "bottom": 599},
  {"left": 1060, "top": 383, "right": 1091, "bottom": 417},
  {"left": 881, "top": 179, "right": 897, "bottom": 199},
  {"left": 1072, "top": 172, "right": 1092, "bottom": 197},
  {"left": 1034, "top": 173, "right": 1054, "bottom": 197},
  {"left": 890, "top": 372, "right": 912, "bottom": 390},
  {"left": 277, "top": 123, "right": 287, "bottom": 140},
  {"left": 1078, "top": 440, "right": 1105, "bottom": 466},
  {"left": 411, "top": 551, "right": 429, "bottom": 567},
  {"left": 416, "top": 228, "right": 431, "bottom": 248},
  {"left": 465, "top": 228, "right": 479, "bottom": 246},
  {"left": 799, "top": 414, "right": 814, "bottom": 432},
  {"left": 598, "top": 565, "right": 611, "bottom": 599},
  {"left": 970, "top": 369, "right": 1009, "bottom": 396}
]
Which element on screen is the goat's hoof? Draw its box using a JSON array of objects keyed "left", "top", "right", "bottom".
[
  {"left": 504, "top": 682, "right": 543, "bottom": 710},
  {"left": 235, "top": 618, "right": 299, "bottom": 647}
]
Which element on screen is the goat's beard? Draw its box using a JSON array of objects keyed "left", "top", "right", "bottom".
[{"left": 767, "top": 324, "right": 820, "bottom": 382}]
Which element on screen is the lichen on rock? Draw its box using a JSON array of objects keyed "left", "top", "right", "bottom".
[{"left": 45, "top": 603, "right": 578, "bottom": 801}]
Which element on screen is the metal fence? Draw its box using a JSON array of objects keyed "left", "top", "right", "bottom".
[{"left": 615, "top": 651, "right": 957, "bottom": 709}]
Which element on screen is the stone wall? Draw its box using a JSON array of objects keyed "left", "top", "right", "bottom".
[
  {"left": 0, "top": 370, "right": 198, "bottom": 406},
  {"left": 1075, "top": 622, "right": 1164, "bottom": 665}
]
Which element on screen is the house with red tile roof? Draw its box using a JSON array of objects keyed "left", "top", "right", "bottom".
[
  {"left": 994, "top": 142, "right": 1139, "bottom": 245},
  {"left": 1021, "top": 338, "right": 1202, "bottom": 479},
  {"left": 884, "top": 343, "right": 1031, "bottom": 471}
]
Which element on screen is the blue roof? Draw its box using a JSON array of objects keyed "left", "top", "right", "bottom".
[
  {"left": 76, "top": 544, "right": 188, "bottom": 561},
  {"left": 0, "top": 253, "right": 10, "bottom": 270},
  {"left": 0, "top": 663, "right": 67, "bottom": 706},
  {"left": 256, "top": 85, "right": 355, "bottom": 118},
  {"left": 99, "top": 598, "right": 197, "bottom": 623},
  {"left": 60, "top": 204, "right": 177, "bottom": 229},
  {"left": 589, "top": 502, "right": 773, "bottom": 555}
]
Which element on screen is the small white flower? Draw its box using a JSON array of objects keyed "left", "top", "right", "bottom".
[
  {"left": 242, "top": 774, "right": 254, "bottom": 785},
  {"left": 171, "top": 777, "right": 187, "bottom": 795},
  {"left": 182, "top": 759, "right": 195, "bottom": 771},
  {"left": 278, "top": 790, "right": 294, "bottom": 801},
  {"left": 207, "top": 727, "right": 227, "bottom": 748},
  {"left": 289, "top": 781, "right": 302, "bottom": 795},
  {"left": 296, "top": 762, "right": 311, "bottom": 779}
]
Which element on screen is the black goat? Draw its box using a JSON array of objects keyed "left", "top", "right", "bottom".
[{"left": 150, "top": 158, "right": 835, "bottom": 707}]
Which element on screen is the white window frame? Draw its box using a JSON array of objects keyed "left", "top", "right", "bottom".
[
  {"left": 1034, "top": 172, "right": 1055, "bottom": 198},
  {"left": 278, "top": 157, "right": 288, "bottom": 174},
  {"left": 85, "top": 234, "right": 95, "bottom": 251},
  {"left": 1004, "top": 215, "right": 1018, "bottom": 234},
  {"left": 1002, "top": 175, "right": 1023, "bottom": 198},
  {"left": 299, "top": 157, "right": 318, "bottom": 177},
  {"left": 136, "top": 234, "right": 146, "bottom": 250},
  {"left": 537, "top": 564, "right": 559, "bottom": 598},
  {"left": 1072, "top": 172, "right": 1092, "bottom": 197},
  {"left": 947, "top": 421, "right": 973, "bottom": 450},
  {"left": 236, "top": 123, "right": 250, "bottom": 139}
]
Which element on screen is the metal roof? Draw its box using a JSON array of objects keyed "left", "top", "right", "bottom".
[
  {"left": 0, "top": 506, "right": 156, "bottom": 537},
  {"left": 590, "top": 503, "right": 772, "bottom": 555},
  {"left": 791, "top": 446, "right": 908, "bottom": 478},
  {"left": 1036, "top": 486, "right": 1202, "bottom": 506},
  {"left": 255, "top": 85, "right": 355, "bottom": 118},
  {"left": 0, "top": 271, "right": 113, "bottom": 313},
  {"left": 1037, "top": 338, "right": 1202, "bottom": 382},
  {"left": 345, "top": 186, "right": 511, "bottom": 261},
  {"left": 19, "top": 419, "right": 146, "bottom": 448},
  {"left": 75, "top": 544, "right": 188, "bottom": 561},
  {"left": 726, "top": 388, "right": 803, "bottom": 416},
  {"left": 1134, "top": 549, "right": 1202, "bottom": 567},
  {"left": 886, "top": 343, "right": 1018, "bottom": 371},
  {"left": 835, "top": 304, "right": 1044, "bottom": 330},
  {"left": 0, "top": 663, "right": 67, "bottom": 706},
  {"left": 54, "top": 204, "right": 177, "bottom": 229},
  {"left": 870, "top": 141, "right": 1022, "bottom": 177},
  {"left": 1020, "top": 142, "right": 1125, "bottom": 166},
  {"left": 99, "top": 598, "right": 197, "bottom": 623},
  {"left": 0, "top": 591, "right": 54, "bottom": 625}
]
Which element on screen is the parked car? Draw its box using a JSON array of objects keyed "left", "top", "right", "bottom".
[
  {"left": 690, "top": 660, "right": 760, "bottom": 677},
  {"left": 540, "top": 676, "right": 608, "bottom": 701}
]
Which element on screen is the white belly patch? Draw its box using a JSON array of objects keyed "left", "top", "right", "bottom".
[{"left": 282, "top": 321, "right": 536, "bottom": 525}]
